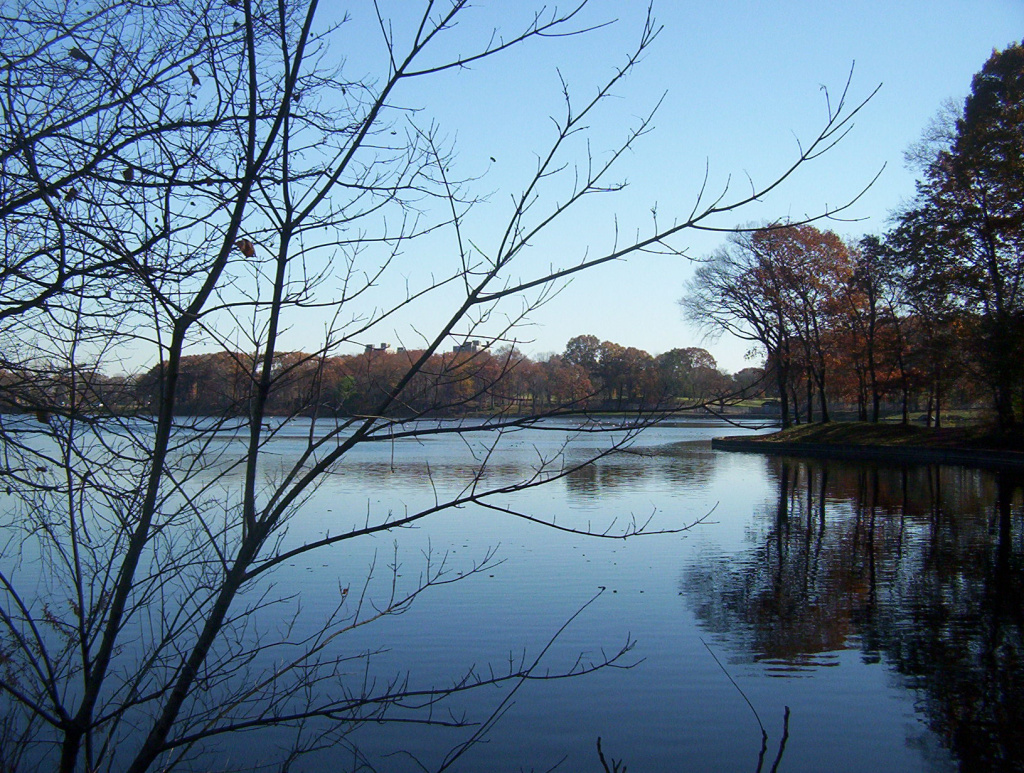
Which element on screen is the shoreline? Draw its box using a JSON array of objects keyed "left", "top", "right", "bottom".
[
  {"left": 712, "top": 422, "right": 1024, "bottom": 469},
  {"left": 712, "top": 436, "right": 1024, "bottom": 469}
]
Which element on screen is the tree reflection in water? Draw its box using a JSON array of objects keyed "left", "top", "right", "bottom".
[
  {"left": 565, "top": 441, "right": 717, "bottom": 499},
  {"left": 683, "top": 457, "right": 1024, "bottom": 771}
]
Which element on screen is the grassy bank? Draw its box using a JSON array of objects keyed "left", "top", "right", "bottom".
[{"left": 739, "top": 421, "right": 1024, "bottom": 453}]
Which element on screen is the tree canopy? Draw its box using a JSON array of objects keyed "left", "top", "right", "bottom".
[{"left": 894, "top": 42, "right": 1024, "bottom": 433}]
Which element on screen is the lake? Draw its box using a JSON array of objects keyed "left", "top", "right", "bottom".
[
  {"left": 3, "top": 417, "right": 1022, "bottom": 771},
  {"left": 220, "top": 418, "right": 1023, "bottom": 772}
]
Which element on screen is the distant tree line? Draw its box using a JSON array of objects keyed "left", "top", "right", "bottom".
[
  {"left": 684, "top": 42, "right": 1024, "bottom": 435},
  {"left": 0, "top": 341, "right": 764, "bottom": 419}
]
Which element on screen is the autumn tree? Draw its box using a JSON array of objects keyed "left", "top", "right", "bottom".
[
  {"left": 595, "top": 342, "right": 657, "bottom": 406},
  {"left": 773, "top": 226, "right": 852, "bottom": 423},
  {"left": 883, "top": 214, "right": 967, "bottom": 426},
  {"left": 731, "top": 366, "right": 767, "bottom": 398},
  {"left": 894, "top": 43, "right": 1024, "bottom": 434},
  {"left": 840, "top": 236, "right": 901, "bottom": 421},
  {"left": 533, "top": 354, "right": 594, "bottom": 409},
  {"left": 681, "top": 228, "right": 799, "bottom": 427}
]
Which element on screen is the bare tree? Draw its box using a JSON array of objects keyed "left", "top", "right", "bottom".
[{"left": 0, "top": 1, "right": 876, "bottom": 770}]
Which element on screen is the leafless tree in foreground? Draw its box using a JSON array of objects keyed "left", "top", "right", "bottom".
[{"left": 0, "top": 1, "right": 875, "bottom": 770}]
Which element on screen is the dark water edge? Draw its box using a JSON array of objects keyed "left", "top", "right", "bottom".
[
  {"left": 690, "top": 454, "right": 1024, "bottom": 773},
  {"left": 712, "top": 434, "right": 1024, "bottom": 469}
]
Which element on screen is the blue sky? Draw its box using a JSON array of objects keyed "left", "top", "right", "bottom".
[{"left": 312, "top": 1, "right": 1023, "bottom": 372}]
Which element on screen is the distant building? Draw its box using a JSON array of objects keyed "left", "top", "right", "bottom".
[
  {"left": 452, "top": 340, "right": 483, "bottom": 354},
  {"left": 364, "top": 343, "right": 390, "bottom": 354}
]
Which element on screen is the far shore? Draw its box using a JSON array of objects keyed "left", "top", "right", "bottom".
[{"left": 713, "top": 421, "right": 1024, "bottom": 469}]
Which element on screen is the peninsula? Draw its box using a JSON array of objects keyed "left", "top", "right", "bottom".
[{"left": 713, "top": 422, "right": 1024, "bottom": 469}]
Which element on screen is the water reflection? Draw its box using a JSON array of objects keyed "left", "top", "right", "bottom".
[
  {"left": 565, "top": 442, "right": 717, "bottom": 498},
  {"left": 683, "top": 457, "right": 1024, "bottom": 771}
]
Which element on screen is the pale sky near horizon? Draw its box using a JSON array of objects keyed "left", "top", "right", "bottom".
[{"left": 306, "top": 1, "right": 1021, "bottom": 374}]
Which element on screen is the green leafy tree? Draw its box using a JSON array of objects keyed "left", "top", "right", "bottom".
[
  {"left": 656, "top": 347, "right": 717, "bottom": 400},
  {"left": 563, "top": 335, "right": 602, "bottom": 375}
]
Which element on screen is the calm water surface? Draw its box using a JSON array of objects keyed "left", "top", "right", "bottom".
[
  {"left": 240, "top": 419, "right": 1023, "bottom": 772},
  {"left": 6, "top": 418, "right": 1022, "bottom": 771}
]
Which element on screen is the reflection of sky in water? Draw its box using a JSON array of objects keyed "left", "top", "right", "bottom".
[
  {"left": 230, "top": 420, "right": 996, "bottom": 773},
  {"left": 7, "top": 417, "right": 1012, "bottom": 772}
]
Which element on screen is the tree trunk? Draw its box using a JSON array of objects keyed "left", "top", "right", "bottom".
[
  {"left": 817, "top": 372, "right": 830, "bottom": 423},
  {"left": 773, "top": 353, "right": 791, "bottom": 429}
]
